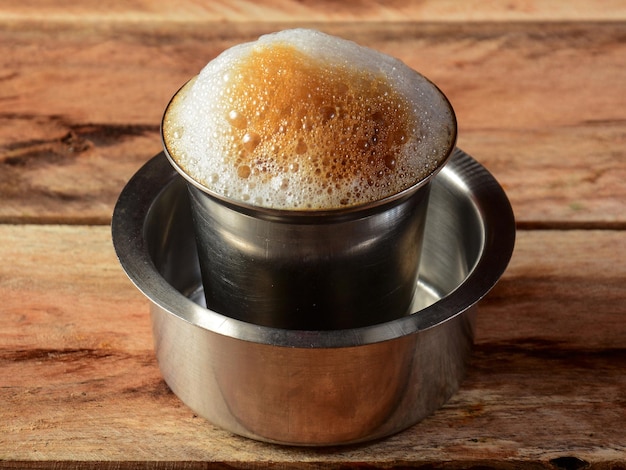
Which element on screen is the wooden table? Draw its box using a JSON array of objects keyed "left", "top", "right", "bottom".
[{"left": 1, "top": 1, "right": 625, "bottom": 468}]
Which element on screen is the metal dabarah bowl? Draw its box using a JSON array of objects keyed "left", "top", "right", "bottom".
[{"left": 112, "top": 148, "right": 515, "bottom": 446}]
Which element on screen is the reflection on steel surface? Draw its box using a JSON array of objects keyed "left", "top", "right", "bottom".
[{"left": 112, "top": 149, "right": 515, "bottom": 446}]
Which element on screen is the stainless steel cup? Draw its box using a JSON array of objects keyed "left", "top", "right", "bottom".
[{"left": 161, "top": 80, "right": 456, "bottom": 330}]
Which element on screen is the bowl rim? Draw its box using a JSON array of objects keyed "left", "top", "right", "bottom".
[{"left": 112, "top": 148, "right": 515, "bottom": 349}]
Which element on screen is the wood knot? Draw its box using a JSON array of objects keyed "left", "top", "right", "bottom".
[
  {"left": 549, "top": 456, "right": 589, "bottom": 470},
  {"left": 60, "top": 131, "right": 92, "bottom": 153}
]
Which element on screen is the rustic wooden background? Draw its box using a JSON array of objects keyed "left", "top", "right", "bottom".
[{"left": 1, "top": 1, "right": 625, "bottom": 468}]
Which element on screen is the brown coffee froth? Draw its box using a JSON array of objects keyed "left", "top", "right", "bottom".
[
  {"left": 219, "top": 43, "right": 413, "bottom": 207},
  {"left": 163, "top": 29, "right": 455, "bottom": 210}
]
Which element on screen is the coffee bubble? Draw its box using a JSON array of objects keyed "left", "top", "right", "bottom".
[{"left": 163, "top": 28, "right": 456, "bottom": 210}]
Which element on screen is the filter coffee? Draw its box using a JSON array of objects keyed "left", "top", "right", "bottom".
[{"left": 163, "top": 29, "right": 455, "bottom": 210}]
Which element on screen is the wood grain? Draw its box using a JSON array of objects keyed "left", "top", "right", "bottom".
[
  {"left": 1, "top": 21, "right": 625, "bottom": 225},
  {"left": 1, "top": 0, "right": 625, "bottom": 23},
  {"left": 0, "top": 226, "right": 624, "bottom": 467},
  {"left": 1, "top": 1, "right": 625, "bottom": 467}
]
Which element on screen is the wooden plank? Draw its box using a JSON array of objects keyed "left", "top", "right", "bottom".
[
  {"left": 461, "top": 124, "right": 626, "bottom": 229},
  {"left": 0, "top": 225, "right": 624, "bottom": 466},
  {"left": 0, "top": 22, "right": 625, "bottom": 225},
  {"left": 1, "top": 0, "right": 625, "bottom": 23}
]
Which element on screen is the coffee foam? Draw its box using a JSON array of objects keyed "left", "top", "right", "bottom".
[{"left": 163, "top": 29, "right": 456, "bottom": 210}]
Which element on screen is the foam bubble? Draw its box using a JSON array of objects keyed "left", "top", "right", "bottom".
[{"left": 163, "top": 28, "right": 456, "bottom": 210}]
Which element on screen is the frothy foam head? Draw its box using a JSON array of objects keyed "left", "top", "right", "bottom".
[{"left": 163, "top": 29, "right": 456, "bottom": 210}]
